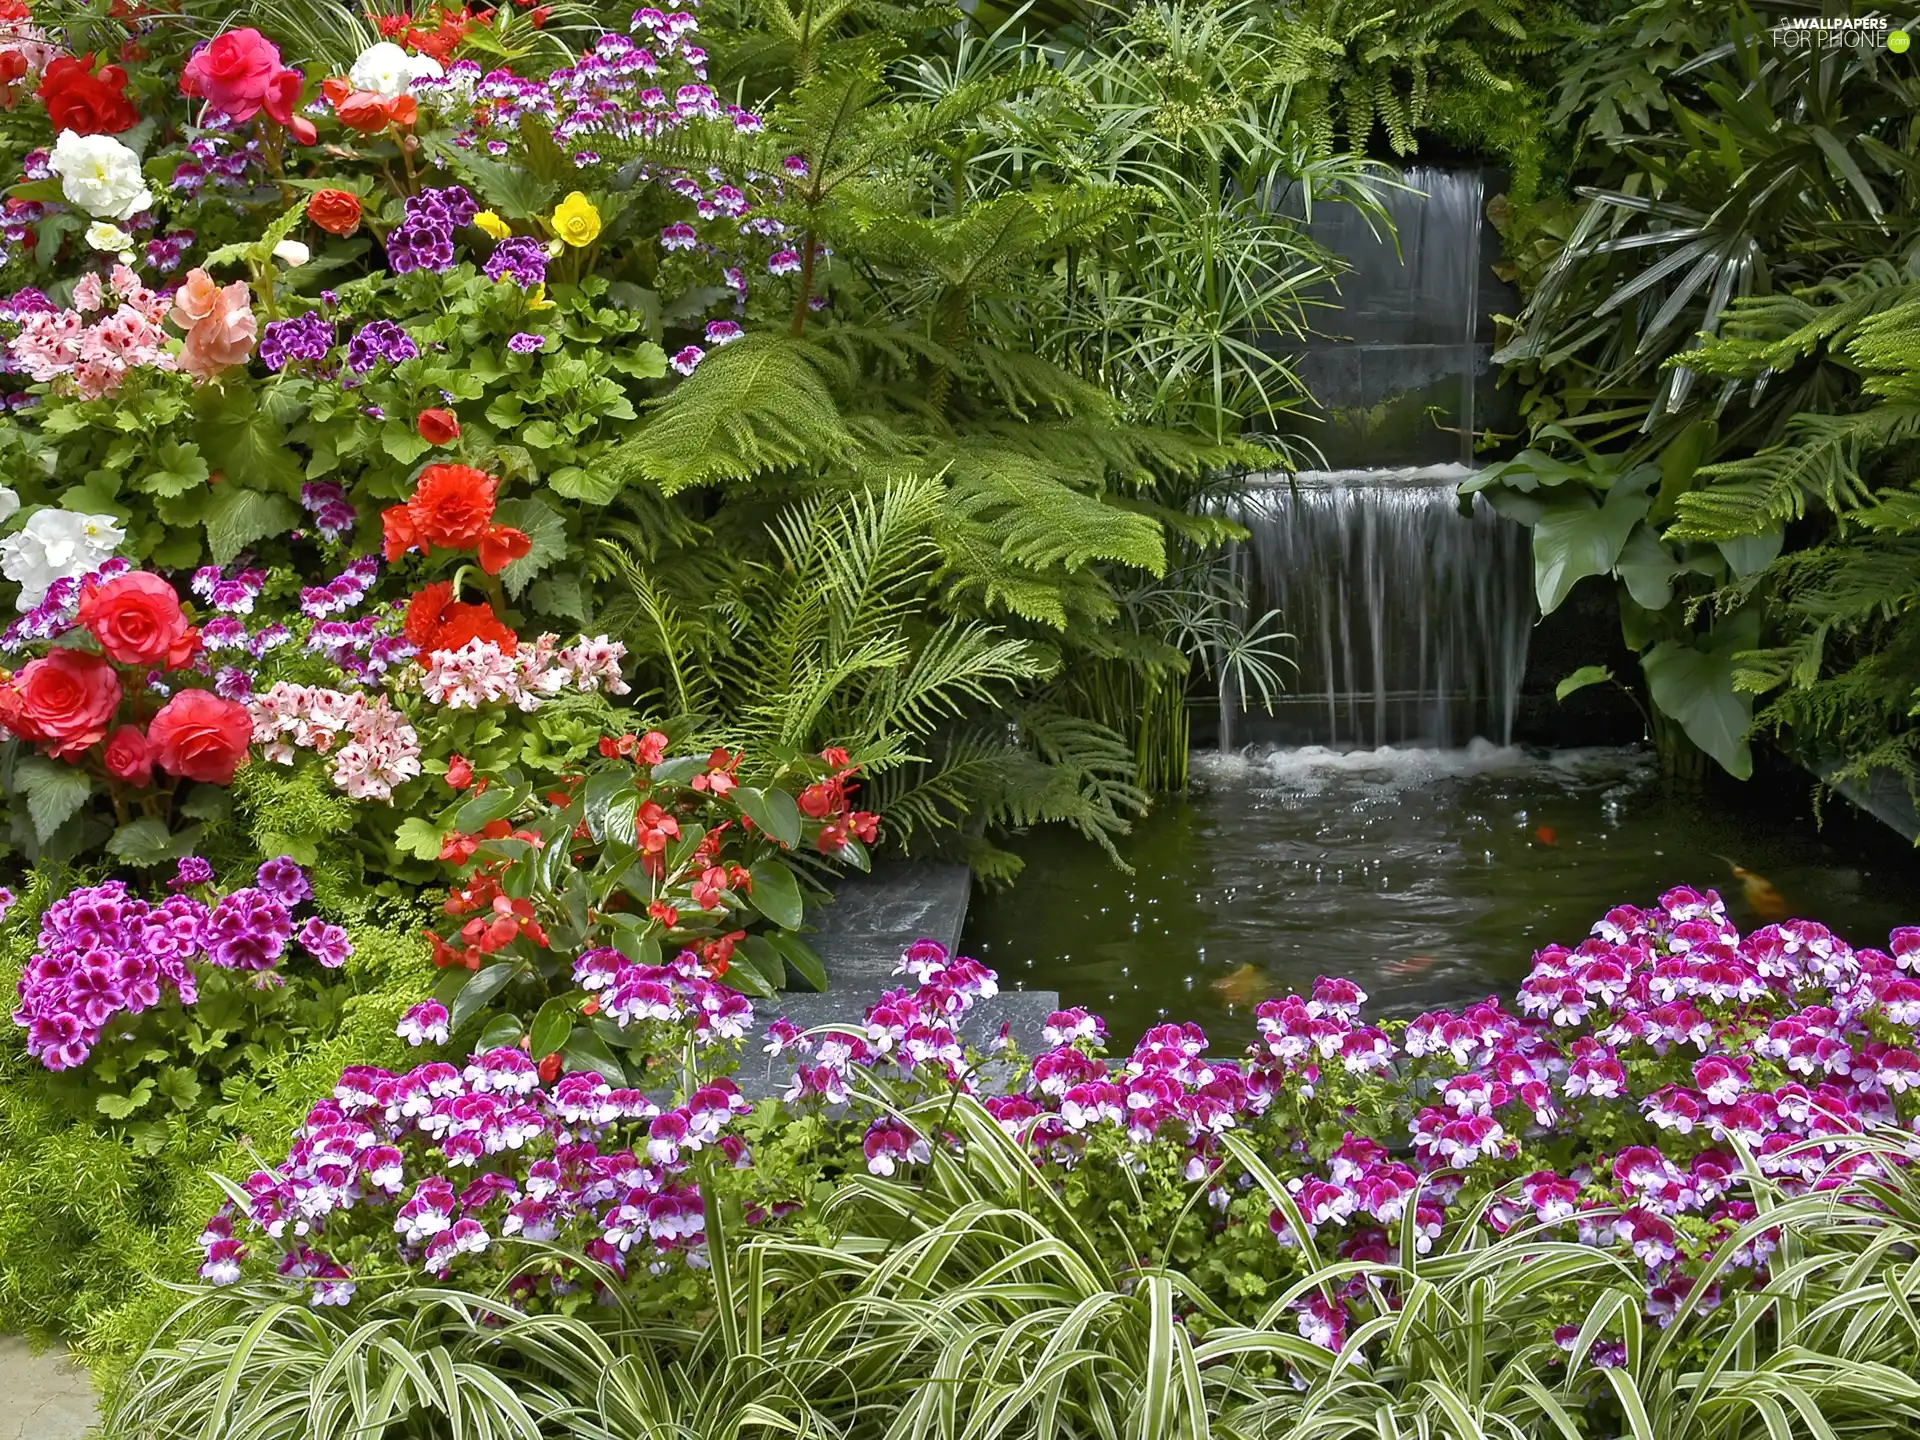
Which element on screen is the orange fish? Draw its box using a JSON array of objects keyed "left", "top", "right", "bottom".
[
  {"left": 1210, "top": 964, "right": 1269, "bottom": 1007},
  {"left": 1534, "top": 826, "right": 1557, "bottom": 846},
  {"left": 1715, "top": 856, "right": 1789, "bottom": 921},
  {"left": 1384, "top": 955, "right": 1438, "bottom": 977}
]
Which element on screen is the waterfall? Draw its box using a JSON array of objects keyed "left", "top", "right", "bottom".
[
  {"left": 1287, "top": 167, "right": 1488, "bottom": 467},
  {"left": 1224, "top": 467, "right": 1534, "bottom": 749}
]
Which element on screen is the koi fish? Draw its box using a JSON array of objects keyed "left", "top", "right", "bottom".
[
  {"left": 1210, "top": 963, "right": 1269, "bottom": 1007},
  {"left": 1534, "top": 826, "right": 1557, "bottom": 846},
  {"left": 1383, "top": 955, "right": 1438, "bottom": 978},
  {"left": 1714, "top": 856, "right": 1789, "bottom": 922}
]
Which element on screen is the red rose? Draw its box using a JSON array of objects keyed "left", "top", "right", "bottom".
[
  {"left": 38, "top": 53, "right": 139, "bottom": 135},
  {"left": 306, "top": 188, "right": 362, "bottom": 237},
  {"left": 76, "top": 571, "right": 199, "bottom": 668},
  {"left": 2, "top": 648, "right": 122, "bottom": 760},
  {"left": 147, "top": 690, "right": 252, "bottom": 785},
  {"left": 103, "top": 724, "right": 152, "bottom": 786}
]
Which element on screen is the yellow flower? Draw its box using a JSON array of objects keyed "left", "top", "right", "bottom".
[
  {"left": 473, "top": 210, "right": 512, "bottom": 241},
  {"left": 524, "top": 284, "right": 554, "bottom": 312},
  {"left": 549, "top": 192, "right": 602, "bottom": 249}
]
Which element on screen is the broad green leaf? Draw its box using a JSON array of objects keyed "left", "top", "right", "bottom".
[
  {"left": 1649, "top": 418, "right": 1716, "bottom": 523},
  {"left": 529, "top": 997, "right": 574, "bottom": 1059},
  {"left": 547, "top": 466, "right": 625, "bottom": 504},
  {"left": 731, "top": 937, "right": 783, "bottom": 998},
  {"left": 769, "top": 933, "right": 829, "bottom": 992},
  {"left": 448, "top": 962, "right": 520, "bottom": 1033},
  {"left": 16, "top": 755, "right": 92, "bottom": 843},
  {"left": 106, "top": 816, "right": 200, "bottom": 866},
  {"left": 395, "top": 817, "right": 444, "bottom": 861},
  {"left": 733, "top": 786, "right": 802, "bottom": 850},
  {"left": 1531, "top": 467, "right": 1655, "bottom": 613},
  {"left": 747, "top": 859, "right": 804, "bottom": 929},
  {"left": 494, "top": 496, "right": 568, "bottom": 597},
  {"left": 1555, "top": 665, "right": 1614, "bottom": 703},
  {"left": 1642, "top": 611, "right": 1762, "bottom": 779},
  {"left": 563, "top": 1027, "right": 627, "bottom": 1085},
  {"left": 476, "top": 1012, "right": 524, "bottom": 1053},
  {"left": 205, "top": 486, "right": 298, "bottom": 566},
  {"left": 1717, "top": 528, "right": 1783, "bottom": 579},
  {"left": 581, "top": 768, "right": 634, "bottom": 844},
  {"left": 138, "top": 439, "right": 210, "bottom": 498},
  {"left": 454, "top": 785, "right": 520, "bottom": 833},
  {"left": 1615, "top": 524, "right": 1686, "bottom": 611}
]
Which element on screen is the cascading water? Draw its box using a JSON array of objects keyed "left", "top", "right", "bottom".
[
  {"left": 1223, "top": 466, "right": 1534, "bottom": 749},
  {"left": 1211, "top": 165, "right": 1533, "bottom": 750}
]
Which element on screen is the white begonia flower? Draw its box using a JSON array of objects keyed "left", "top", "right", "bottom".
[
  {"left": 0, "top": 487, "right": 18, "bottom": 526},
  {"left": 349, "top": 41, "right": 443, "bottom": 99},
  {"left": 48, "top": 130, "right": 153, "bottom": 222},
  {"left": 273, "top": 239, "right": 311, "bottom": 268},
  {"left": 0, "top": 508, "right": 125, "bottom": 610},
  {"left": 84, "top": 220, "right": 133, "bottom": 253}
]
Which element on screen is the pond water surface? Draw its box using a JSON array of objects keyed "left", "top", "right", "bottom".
[{"left": 963, "top": 744, "right": 1920, "bottom": 1046}]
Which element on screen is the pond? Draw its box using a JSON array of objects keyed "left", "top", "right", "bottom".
[{"left": 963, "top": 743, "right": 1920, "bottom": 1046}]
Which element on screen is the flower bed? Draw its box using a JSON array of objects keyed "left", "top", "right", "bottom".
[{"left": 194, "top": 886, "right": 1920, "bottom": 1371}]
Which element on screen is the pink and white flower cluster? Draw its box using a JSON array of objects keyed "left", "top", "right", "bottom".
[
  {"left": 245, "top": 681, "right": 422, "bottom": 800},
  {"left": 199, "top": 1049, "right": 757, "bottom": 1303},
  {"left": 8, "top": 264, "right": 173, "bottom": 398},
  {"left": 418, "top": 635, "right": 630, "bottom": 712}
]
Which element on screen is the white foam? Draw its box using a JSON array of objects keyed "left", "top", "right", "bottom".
[{"left": 1193, "top": 742, "right": 1654, "bottom": 797}]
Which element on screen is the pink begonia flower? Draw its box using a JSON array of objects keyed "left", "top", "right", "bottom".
[{"left": 170, "top": 268, "right": 257, "bottom": 381}]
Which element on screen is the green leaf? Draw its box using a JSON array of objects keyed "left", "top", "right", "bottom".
[
  {"left": 449, "top": 962, "right": 520, "bottom": 1033},
  {"left": 730, "top": 937, "right": 783, "bottom": 998},
  {"left": 1642, "top": 611, "right": 1762, "bottom": 779},
  {"left": 177, "top": 786, "right": 231, "bottom": 821},
  {"left": 1531, "top": 466, "right": 1656, "bottom": 613},
  {"left": 1615, "top": 524, "right": 1687, "bottom": 611},
  {"left": 650, "top": 756, "right": 706, "bottom": 785},
  {"left": 205, "top": 486, "right": 298, "bottom": 566},
  {"left": 95, "top": 1078, "right": 154, "bottom": 1121},
  {"left": 529, "top": 997, "right": 574, "bottom": 1059},
  {"left": 563, "top": 1027, "right": 627, "bottom": 1085},
  {"left": 106, "top": 817, "right": 200, "bottom": 866},
  {"left": 476, "top": 1012, "right": 524, "bottom": 1053},
  {"left": 494, "top": 497, "right": 568, "bottom": 597},
  {"left": 1717, "top": 528, "right": 1783, "bottom": 579},
  {"left": 154, "top": 1065, "right": 202, "bottom": 1111},
  {"left": 1649, "top": 419, "right": 1715, "bottom": 524},
  {"left": 16, "top": 755, "right": 92, "bottom": 844},
  {"left": 546, "top": 465, "right": 625, "bottom": 505},
  {"left": 613, "top": 929, "right": 660, "bottom": 966},
  {"left": 138, "top": 440, "right": 210, "bottom": 499},
  {"left": 733, "top": 786, "right": 802, "bottom": 850},
  {"left": 768, "top": 933, "right": 829, "bottom": 992},
  {"left": 455, "top": 786, "right": 520, "bottom": 832},
  {"left": 582, "top": 769, "right": 635, "bottom": 844},
  {"left": 381, "top": 422, "right": 431, "bottom": 466},
  {"left": 396, "top": 816, "right": 444, "bottom": 860},
  {"left": 747, "top": 859, "right": 804, "bottom": 930},
  {"left": 1555, "top": 665, "right": 1614, "bottom": 703}
]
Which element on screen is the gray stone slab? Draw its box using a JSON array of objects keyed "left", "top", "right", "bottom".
[
  {"left": 808, "top": 862, "right": 971, "bottom": 954},
  {"left": 0, "top": 1338, "right": 97, "bottom": 1440}
]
